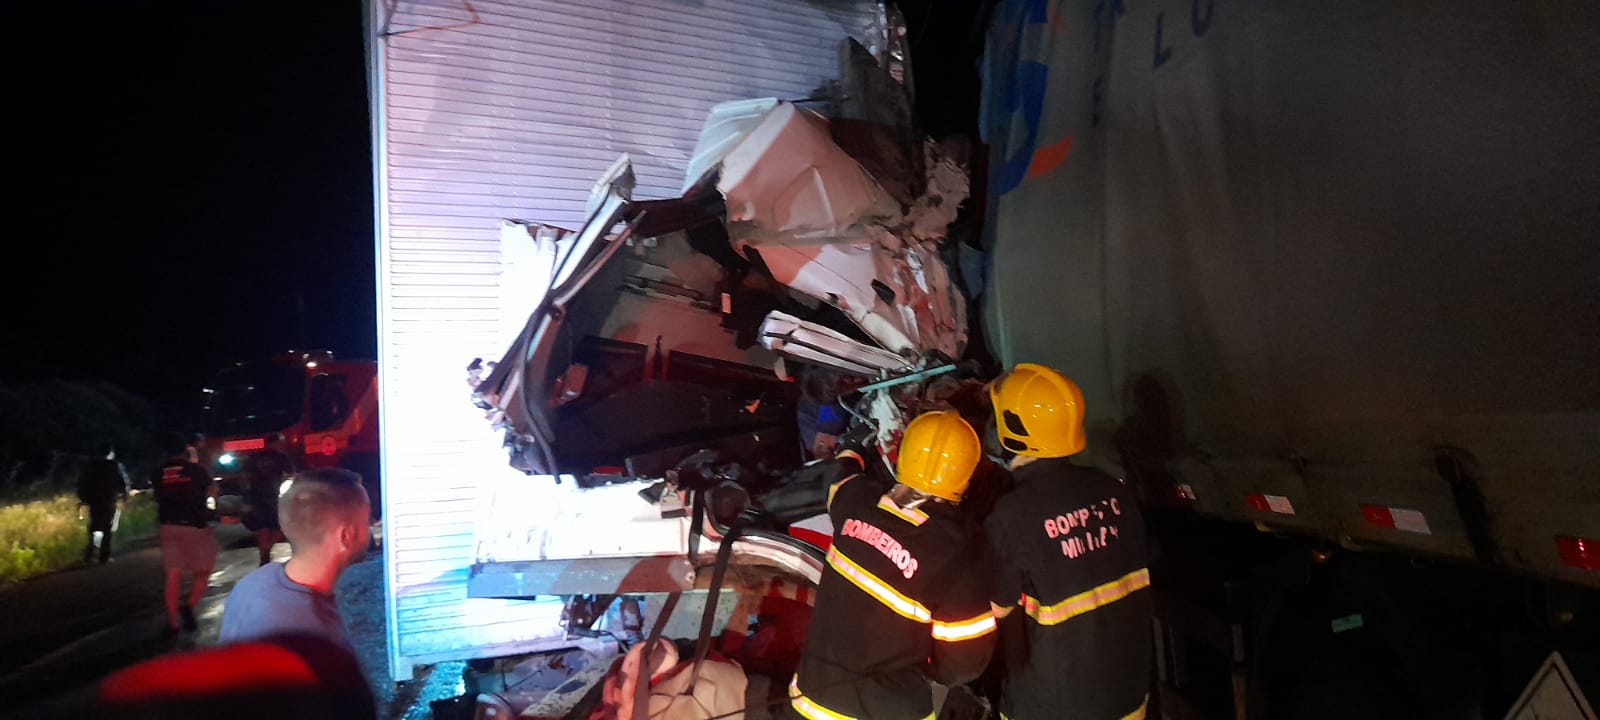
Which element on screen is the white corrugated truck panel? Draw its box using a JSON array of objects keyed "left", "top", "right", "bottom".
[{"left": 370, "top": 0, "right": 880, "bottom": 681}]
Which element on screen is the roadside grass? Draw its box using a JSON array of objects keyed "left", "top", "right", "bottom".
[{"left": 0, "top": 492, "right": 158, "bottom": 584}]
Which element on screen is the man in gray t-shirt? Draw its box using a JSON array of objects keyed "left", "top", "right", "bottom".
[
  {"left": 219, "top": 561, "right": 354, "bottom": 651},
  {"left": 220, "top": 468, "right": 370, "bottom": 653}
]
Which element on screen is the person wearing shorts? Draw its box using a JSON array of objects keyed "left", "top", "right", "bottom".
[{"left": 152, "top": 432, "right": 219, "bottom": 635}]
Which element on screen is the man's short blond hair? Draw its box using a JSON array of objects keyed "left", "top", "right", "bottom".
[{"left": 278, "top": 468, "right": 369, "bottom": 549}]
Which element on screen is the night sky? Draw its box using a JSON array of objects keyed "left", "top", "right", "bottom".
[{"left": 3, "top": 2, "right": 374, "bottom": 411}]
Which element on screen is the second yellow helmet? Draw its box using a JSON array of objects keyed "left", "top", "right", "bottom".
[
  {"left": 990, "top": 363, "right": 1086, "bottom": 458},
  {"left": 896, "top": 411, "right": 981, "bottom": 502}
]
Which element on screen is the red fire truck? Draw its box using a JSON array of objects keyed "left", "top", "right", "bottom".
[{"left": 200, "top": 351, "right": 379, "bottom": 517}]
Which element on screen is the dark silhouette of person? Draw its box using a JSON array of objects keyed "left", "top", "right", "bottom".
[
  {"left": 77, "top": 447, "right": 130, "bottom": 564},
  {"left": 242, "top": 433, "right": 296, "bottom": 566}
]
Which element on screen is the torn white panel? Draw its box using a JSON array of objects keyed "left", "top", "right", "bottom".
[
  {"left": 752, "top": 231, "right": 965, "bottom": 358},
  {"left": 684, "top": 98, "right": 781, "bottom": 193},
  {"left": 498, "top": 221, "right": 566, "bottom": 343},
  {"left": 755, "top": 240, "right": 916, "bottom": 352},
  {"left": 585, "top": 154, "right": 634, "bottom": 220},
  {"left": 718, "top": 102, "right": 899, "bottom": 241},
  {"left": 476, "top": 479, "right": 689, "bottom": 564},
  {"left": 906, "top": 141, "right": 972, "bottom": 242},
  {"left": 759, "top": 311, "right": 910, "bottom": 376},
  {"left": 691, "top": 101, "right": 971, "bottom": 360},
  {"left": 865, "top": 389, "right": 909, "bottom": 449},
  {"left": 871, "top": 235, "right": 967, "bottom": 359}
]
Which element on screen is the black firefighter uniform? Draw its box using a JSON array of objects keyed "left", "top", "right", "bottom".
[
  {"left": 790, "top": 451, "right": 998, "bottom": 720},
  {"left": 985, "top": 457, "right": 1153, "bottom": 720}
]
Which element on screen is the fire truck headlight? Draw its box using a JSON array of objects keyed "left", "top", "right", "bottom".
[
  {"left": 206, "top": 496, "right": 217, "bottom": 511},
  {"left": 280, "top": 479, "right": 294, "bottom": 497},
  {"left": 218, "top": 453, "right": 236, "bottom": 467}
]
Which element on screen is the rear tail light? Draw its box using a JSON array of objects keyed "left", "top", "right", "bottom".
[{"left": 1555, "top": 536, "right": 1600, "bottom": 571}]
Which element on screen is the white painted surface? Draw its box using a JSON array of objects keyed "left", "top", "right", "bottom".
[{"left": 475, "top": 479, "right": 688, "bottom": 563}]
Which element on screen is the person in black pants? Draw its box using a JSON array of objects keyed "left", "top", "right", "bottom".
[
  {"left": 77, "top": 448, "right": 130, "bottom": 564},
  {"left": 243, "top": 434, "right": 296, "bottom": 566}
]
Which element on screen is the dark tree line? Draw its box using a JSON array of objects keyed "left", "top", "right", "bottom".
[{"left": 0, "top": 380, "right": 179, "bottom": 496}]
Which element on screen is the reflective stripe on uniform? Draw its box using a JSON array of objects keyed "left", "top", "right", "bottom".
[
  {"left": 790, "top": 676, "right": 854, "bottom": 720},
  {"left": 999, "top": 694, "right": 1147, "bottom": 720},
  {"left": 931, "top": 612, "right": 997, "bottom": 642},
  {"left": 826, "top": 474, "right": 859, "bottom": 510},
  {"left": 826, "top": 546, "right": 933, "bottom": 623},
  {"left": 877, "top": 495, "right": 929, "bottom": 526},
  {"left": 1020, "top": 568, "right": 1150, "bottom": 626},
  {"left": 789, "top": 676, "right": 935, "bottom": 720}
]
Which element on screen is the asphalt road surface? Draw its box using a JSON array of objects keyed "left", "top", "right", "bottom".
[{"left": 0, "top": 523, "right": 275, "bottom": 718}]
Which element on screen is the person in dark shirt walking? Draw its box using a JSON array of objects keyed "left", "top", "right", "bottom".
[
  {"left": 242, "top": 434, "right": 296, "bottom": 566},
  {"left": 984, "top": 364, "right": 1153, "bottom": 720},
  {"left": 77, "top": 447, "right": 130, "bottom": 564},
  {"left": 152, "top": 432, "right": 219, "bottom": 635}
]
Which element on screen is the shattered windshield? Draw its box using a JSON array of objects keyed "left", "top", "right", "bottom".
[{"left": 203, "top": 363, "right": 306, "bottom": 436}]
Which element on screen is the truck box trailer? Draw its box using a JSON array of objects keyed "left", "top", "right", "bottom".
[
  {"left": 366, "top": 0, "right": 890, "bottom": 681},
  {"left": 978, "top": 0, "right": 1599, "bottom": 716}
]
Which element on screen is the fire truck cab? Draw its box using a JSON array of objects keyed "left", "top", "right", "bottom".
[{"left": 200, "top": 351, "right": 379, "bottom": 517}]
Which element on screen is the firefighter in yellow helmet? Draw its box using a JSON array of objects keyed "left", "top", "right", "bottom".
[
  {"left": 984, "top": 364, "right": 1153, "bottom": 720},
  {"left": 790, "top": 411, "right": 998, "bottom": 720}
]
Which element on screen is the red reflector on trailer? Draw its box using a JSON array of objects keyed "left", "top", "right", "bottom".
[
  {"left": 222, "top": 438, "right": 265, "bottom": 452},
  {"left": 1360, "top": 504, "right": 1396, "bottom": 528},
  {"left": 1246, "top": 494, "right": 1295, "bottom": 515},
  {"left": 1556, "top": 536, "right": 1600, "bottom": 571},
  {"left": 1360, "top": 504, "right": 1431, "bottom": 534}
]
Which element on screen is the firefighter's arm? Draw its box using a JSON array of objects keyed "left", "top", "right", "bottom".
[
  {"left": 823, "top": 451, "right": 868, "bottom": 514},
  {"left": 927, "top": 547, "right": 999, "bottom": 686},
  {"left": 824, "top": 420, "right": 875, "bottom": 505},
  {"left": 929, "top": 613, "right": 997, "bottom": 686}
]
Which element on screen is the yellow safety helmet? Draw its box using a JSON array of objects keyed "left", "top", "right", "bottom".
[
  {"left": 990, "top": 363, "right": 1086, "bottom": 458},
  {"left": 896, "top": 411, "right": 981, "bottom": 502}
]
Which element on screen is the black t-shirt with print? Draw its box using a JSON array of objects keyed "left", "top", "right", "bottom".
[{"left": 152, "top": 457, "right": 212, "bottom": 527}]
